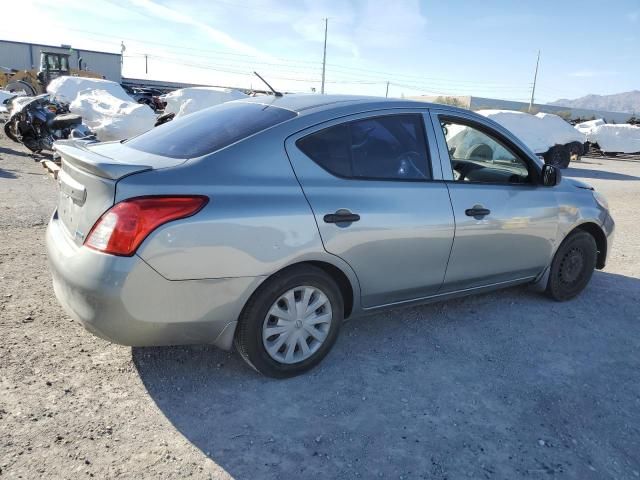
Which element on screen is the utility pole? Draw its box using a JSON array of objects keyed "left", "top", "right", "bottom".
[
  {"left": 145, "top": 54, "right": 148, "bottom": 75},
  {"left": 120, "top": 41, "right": 126, "bottom": 67},
  {"left": 321, "top": 18, "right": 328, "bottom": 94},
  {"left": 528, "top": 50, "right": 540, "bottom": 113},
  {"left": 385, "top": 81, "right": 390, "bottom": 98}
]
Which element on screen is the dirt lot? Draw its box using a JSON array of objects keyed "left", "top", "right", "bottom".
[{"left": 1, "top": 135, "right": 639, "bottom": 480}]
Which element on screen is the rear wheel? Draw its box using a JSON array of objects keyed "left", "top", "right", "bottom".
[
  {"left": 235, "top": 265, "right": 343, "bottom": 378},
  {"left": 546, "top": 231, "right": 597, "bottom": 301}
]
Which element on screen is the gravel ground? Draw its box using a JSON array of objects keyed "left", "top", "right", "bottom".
[{"left": 1, "top": 136, "right": 639, "bottom": 480}]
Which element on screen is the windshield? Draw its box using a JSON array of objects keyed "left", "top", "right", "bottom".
[{"left": 126, "top": 101, "right": 297, "bottom": 159}]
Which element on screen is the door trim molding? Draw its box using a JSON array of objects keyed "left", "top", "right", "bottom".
[{"left": 362, "top": 275, "right": 537, "bottom": 311}]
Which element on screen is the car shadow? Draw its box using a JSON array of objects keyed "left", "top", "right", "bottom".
[
  {"left": 0, "top": 145, "right": 34, "bottom": 158},
  {"left": 133, "top": 271, "right": 640, "bottom": 479},
  {"left": 0, "top": 168, "right": 17, "bottom": 179},
  {"left": 564, "top": 166, "right": 639, "bottom": 181}
]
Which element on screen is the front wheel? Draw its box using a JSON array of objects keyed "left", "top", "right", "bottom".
[
  {"left": 3, "top": 119, "right": 20, "bottom": 143},
  {"left": 546, "top": 231, "right": 597, "bottom": 301},
  {"left": 235, "top": 265, "right": 343, "bottom": 378}
]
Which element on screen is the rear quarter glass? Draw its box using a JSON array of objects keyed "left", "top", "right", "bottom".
[{"left": 126, "top": 102, "right": 297, "bottom": 159}]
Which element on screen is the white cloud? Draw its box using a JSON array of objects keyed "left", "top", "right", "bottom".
[
  {"left": 170, "top": 0, "right": 428, "bottom": 58},
  {"left": 0, "top": 0, "right": 428, "bottom": 94},
  {"left": 288, "top": 0, "right": 428, "bottom": 56},
  {"left": 127, "top": 0, "right": 275, "bottom": 60}
]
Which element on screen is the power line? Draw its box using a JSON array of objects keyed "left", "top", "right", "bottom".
[
  {"left": 67, "top": 26, "right": 529, "bottom": 92},
  {"left": 128, "top": 49, "right": 531, "bottom": 96},
  {"left": 142, "top": 54, "right": 321, "bottom": 80},
  {"left": 325, "top": 63, "right": 526, "bottom": 88},
  {"left": 65, "top": 27, "right": 320, "bottom": 64},
  {"left": 129, "top": 50, "right": 322, "bottom": 73},
  {"left": 61, "top": 25, "right": 541, "bottom": 99},
  {"left": 132, "top": 47, "right": 528, "bottom": 92},
  {"left": 138, "top": 55, "right": 321, "bottom": 83},
  {"left": 132, "top": 53, "right": 531, "bottom": 99}
]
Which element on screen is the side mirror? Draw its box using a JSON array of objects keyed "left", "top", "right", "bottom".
[{"left": 542, "top": 164, "right": 561, "bottom": 186}]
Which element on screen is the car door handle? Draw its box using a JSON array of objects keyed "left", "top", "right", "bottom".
[
  {"left": 323, "top": 210, "right": 360, "bottom": 224},
  {"left": 465, "top": 206, "right": 491, "bottom": 217}
]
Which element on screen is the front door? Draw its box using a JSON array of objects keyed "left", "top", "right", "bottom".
[
  {"left": 286, "top": 110, "right": 455, "bottom": 308},
  {"left": 431, "top": 111, "right": 559, "bottom": 291}
]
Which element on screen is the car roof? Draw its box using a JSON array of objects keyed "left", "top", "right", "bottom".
[{"left": 238, "top": 93, "right": 464, "bottom": 116}]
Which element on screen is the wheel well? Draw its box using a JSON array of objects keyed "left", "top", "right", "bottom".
[
  {"left": 306, "top": 261, "right": 354, "bottom": 318},
  {"left": 248, "top": 261, "right": 355, "bottom": 320},
  {"left": 260, "top": 262, "right": 355, "bottom": 318},
  {"left": 575, "top": 222, "right": 607, "bottom": 269}
]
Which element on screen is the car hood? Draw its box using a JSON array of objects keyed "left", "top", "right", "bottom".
[{"left": 564, "top": 177, "right": 594, "bottom": 191}]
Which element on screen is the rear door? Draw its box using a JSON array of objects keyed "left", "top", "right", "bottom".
[
  {"left": 286, "top": 110, "right": 455, "bottom": 308},
  {"left": 430, "top": 109, "right": 559, "bottom": 291}
]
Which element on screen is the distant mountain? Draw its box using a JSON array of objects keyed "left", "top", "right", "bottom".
[{"left": 548, "top": 90, "right": 640, "bottom": 115}]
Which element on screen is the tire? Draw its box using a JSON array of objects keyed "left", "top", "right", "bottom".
[
  {"left": 5, "top": 80, "right": 37, "bottom": 96},
  {"left": 546, "top": 231, "right": 597, "bottom": 301},
  {"left": 467, "top": 143, "right": 493, "bottom": 160},
  {"left": 544, "top": 145, "right": 571, "bottom": 169},
  {"left": 234, "top": 265, "right": 343, "bottom": 378},
  {"left": 3, "top": 120, "right": 20, "bottom": 143},
  {"left": 567, "top": 141, "right": 584, "bottom": 162}
]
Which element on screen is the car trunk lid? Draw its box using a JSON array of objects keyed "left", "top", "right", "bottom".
[{"left": 54, "top": 140, "right": 186, "bottom": 245}]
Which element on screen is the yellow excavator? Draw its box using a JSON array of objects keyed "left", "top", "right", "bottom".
[{"left": 1, "top": 51, "right": 103, "bottom": 96}]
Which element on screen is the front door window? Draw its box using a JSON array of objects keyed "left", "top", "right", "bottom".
[{"left": 441, "top": 120, "right": 530, "bottom": 184}]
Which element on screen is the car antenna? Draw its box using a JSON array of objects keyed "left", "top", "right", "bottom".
[{"left": 253, "top": 71, "right": 283, "bottom": 97}]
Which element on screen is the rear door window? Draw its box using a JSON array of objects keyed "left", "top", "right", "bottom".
[
  {"left": 297, "top": 114, "right": 431, "bottom": 180},
  {"left": 126, "top": 102, "right": 297, "bottom": 158}
]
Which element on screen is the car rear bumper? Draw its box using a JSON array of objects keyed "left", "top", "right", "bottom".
[{"left": 46, "top": 211, "right": 264, "bottom": 349}]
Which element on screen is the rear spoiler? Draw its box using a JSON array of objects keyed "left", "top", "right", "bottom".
[{"left": 54, "top": 140, "right": 152, "bottom": 180}]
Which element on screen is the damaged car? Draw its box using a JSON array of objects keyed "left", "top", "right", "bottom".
[{"left": 46, "top": 95, "right": 614, "bottom": 377}]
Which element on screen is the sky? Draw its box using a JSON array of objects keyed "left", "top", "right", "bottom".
[{"left": 3, "top": 0, "right": 639, "bottom": 103}]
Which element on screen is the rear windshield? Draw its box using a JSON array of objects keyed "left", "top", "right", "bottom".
[{"left": 126, "top": 101, "right": 297, "bottom": 158}]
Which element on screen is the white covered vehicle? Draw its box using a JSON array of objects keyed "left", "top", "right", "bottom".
[
  {"left": 469, "top": 110, "right": 587, "bottom": 168},
  {"left": 574, "top": 120, "right": 640, "bottom": 154},
  {"left": 162, "top": 87, "right": 248, "bottom": 118},
  {"left": 574, "top": 119, "right": 605, "bottom": 136},
  {"left": 1, "top": 89, "right": 14, "bottom": 114},
  {"left": 47, "top": 77, "right": 156, "bottom": 141}
]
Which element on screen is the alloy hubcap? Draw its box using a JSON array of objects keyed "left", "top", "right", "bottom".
[{"left": 262, "top": 286, "right": 332, "bottom": 364}]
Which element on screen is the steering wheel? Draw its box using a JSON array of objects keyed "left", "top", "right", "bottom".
[{"left": 395, "top": 151, "right": 425, "bottom": 178}]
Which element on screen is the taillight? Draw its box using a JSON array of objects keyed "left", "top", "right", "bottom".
[{"left": 85, "top": 196, "right": 208, "bottom": 256}]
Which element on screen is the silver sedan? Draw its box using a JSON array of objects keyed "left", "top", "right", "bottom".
[{"left": 46, "top": 95, "right": 614, "bottom": 377}]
